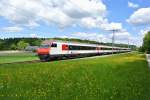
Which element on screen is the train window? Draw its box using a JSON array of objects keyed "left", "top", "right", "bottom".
[
  {"left": 101, "top": 47, "right": 112, "bottom": 50},
  {"left": 69, "top": 45, "right": 74, "bottom": 50},
  {"left": 51, "top": 43, "right": 57, "bottom": 47},
  {"left": 68, "top": 45, "right": 97, "bottom": 50}
]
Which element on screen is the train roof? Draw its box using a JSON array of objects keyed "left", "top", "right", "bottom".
[{"left": 42, "top": 40, "right": 130, "bottom": 49}]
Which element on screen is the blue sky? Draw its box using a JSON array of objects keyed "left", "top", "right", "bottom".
[{"left": 0, "top": 0, "right": 150, "bottom": 46}]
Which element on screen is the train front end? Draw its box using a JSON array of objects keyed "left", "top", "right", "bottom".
[{"left": 37, "top": 45, "right": 51, "bottom": 61}]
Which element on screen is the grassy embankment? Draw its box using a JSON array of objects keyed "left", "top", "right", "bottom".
[{"left": 0, "top": 52, "right": 150, "bottom": 100}]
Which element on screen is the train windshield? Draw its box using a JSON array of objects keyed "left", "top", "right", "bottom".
[
  {"left": 40, "top": 45, "right": 50, "bottom": 48},
  {"left": 40, "top": 43, "right": 57, "bottom": 48},
  {"left": 51, "top": 43, "right": 57, "bottom": 47}
]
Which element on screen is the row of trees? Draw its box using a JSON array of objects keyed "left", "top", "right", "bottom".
[
  {"left": 139, "top": 31, "right": 150, "bottom": 53},
  {"left": 0, "top": 38, "right": 43, "bottom": 50},
  {"left": 11, "top": 41, "right": 29, "bottom": 50},
  {"left": 0, "top": 37, "right": 137, "bottom": 50}
]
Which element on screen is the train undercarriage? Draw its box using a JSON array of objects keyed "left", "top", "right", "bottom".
[{"left": 38, "top": 51, "right": 129, "bottom": 62}]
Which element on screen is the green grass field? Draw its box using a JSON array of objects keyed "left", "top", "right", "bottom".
[
  {"left": 0, "top": 52, "right": 38, "bottom": 64},
  {"left": 0, "top": 52, "right": 150, "bottom": 100}
]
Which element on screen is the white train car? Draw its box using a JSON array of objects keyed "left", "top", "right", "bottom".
[{"left": 37, "top": 41, "right": 131, "bottom": 61}]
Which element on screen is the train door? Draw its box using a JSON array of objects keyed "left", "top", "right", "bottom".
[
  {"left": 50, "top": 42, "right": 61, "bottom": 55},
  {"left": 96, "top": 47, "right": 100, "bottom": 54}
]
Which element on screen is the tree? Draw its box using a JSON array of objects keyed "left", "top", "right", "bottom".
[
  {"left": 17, "top": 41, "right": 29, "bottom": 50},
  {"left": 142, "top": 31, "right": 150, "bottom": 53},
  {"left": 31, "top": 39, "right": 42, "bottom": 46},
  {"left": 10, "top": 44, "right": 17, "bottom": 50},
  {"left": 138, "top": 46, "right": 145, "bottom": 52}
]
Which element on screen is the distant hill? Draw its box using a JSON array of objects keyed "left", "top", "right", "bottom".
[{"left": 0, "top": 37, "right": 137, "bottom": 50}]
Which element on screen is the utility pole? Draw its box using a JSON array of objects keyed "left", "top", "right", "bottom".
[
  {"left": 99, "top": 36, "right": 102, "bottom": 44},
  {"left": 128, "top": 37, "right": 129, "bottom": 49},
  {"left": 112, "top": 30, "right": 115, "bottom": 54},
  {"left": 107, "top": 29, "right": 120, "bottom": 54},
  {"left": 105, "top": 29, "right": 130, "bottom": 53}
]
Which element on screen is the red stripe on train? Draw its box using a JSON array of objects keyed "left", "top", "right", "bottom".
[
  {"left": 37, "top": 48, "right": 50, "bottom": 55},
  {"left": 62, "top": 44, "right": 69, "bottom": 50}
]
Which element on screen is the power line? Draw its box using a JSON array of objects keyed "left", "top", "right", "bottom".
[
  {"left": 104, "top": 28, "right": 131, "bottom": 53},
  {"left": 106, "top": 29, "right": 121, "bottom": 54}
]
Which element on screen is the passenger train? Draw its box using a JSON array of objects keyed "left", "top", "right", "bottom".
[{"left": 37, "top": 41, "right": 131, "bottom": 61}]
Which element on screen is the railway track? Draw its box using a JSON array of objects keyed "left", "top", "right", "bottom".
[
  {"left": 0, "top": 60, "right": 41, "bottom": 66},
  {"left": 0, "top": 57, "right": 74, "bottom": 66},
  {"left": 0, "top": 52, "right": 131, "bottom": 66},
  {"left": 0, "top": 56, "right": 89, "bottom": 66}
]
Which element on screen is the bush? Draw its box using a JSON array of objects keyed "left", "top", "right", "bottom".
[
  {"left": 143, "top": 31, "right": 150, "bottom": 53},
  {"left": 17, "top": 41, "right": 29, "bottom": 50}
]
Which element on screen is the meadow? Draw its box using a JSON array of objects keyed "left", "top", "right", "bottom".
[
  {"left": 0, "top": 52, "right": 38, "bottom": 64},
  {"left": 0, "top": 52, "right": 150, "bottom": 100}
]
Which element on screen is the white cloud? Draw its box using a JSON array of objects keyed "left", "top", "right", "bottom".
[
  {"left": 111, "top": 32, "right": 130, "bottom": 42},
  {"left": 110, "top": 31, "right": 130, "bottom": 37},
  {"left": 26, "top": 21, "right": 40, "bottom": 28},
  {"left": 72, "top": 32, "right": 111, "bottom": 43},
  {"left": 64, "top": 31, "right": 132, "bottom": 44},
  {"left": 30, "top": 33, "right": 38, "bottom": 38},
  {"left": 0, "top": 26, "right": 23, "bottom": 32},
  {"left": 58, "top": 31, "right": 142, "bottom": 46},
  {"left": 0, "top": 0, "right": 41, "bottom": 27},
  {"left": 124, "top": 26, "right": 150, "bottom": 46},
  {"left": 127, "top": 7, "right": 150, "bottom": 25},
  {"left": 129, "top": 28, "right": 150, "bottom": 46},
  {"left": 0, "top": 0, "right": 107, "bottom": 28},
  {"left": 139, "top": 29, "right": 149, "bottom": 37},
  {"left": 80, "top": 17, "right": 123, "bottom": 30},
  {"left": 80, "top": 17, "right": 98, "bottom": 29},
  {"left": 63, "top": 0, "right": 106, "bottom": 18},
  {"left": 0, "top": 0, "right": 124, "bottom": 31},
  {"left": 102, "top": 22, "right": 122, "bottom": 30},
  {"left": 128, "top": 1, "right": 139, "bottom": 9},
  {"left": 137, "top": 28, "right": 150, "bottom": 46}
]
